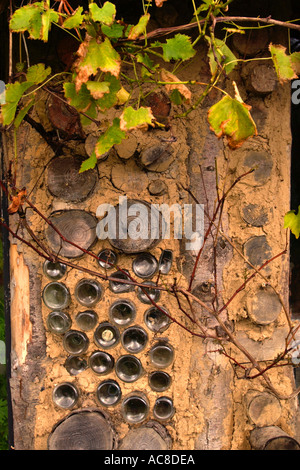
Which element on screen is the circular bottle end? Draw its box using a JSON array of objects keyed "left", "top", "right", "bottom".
[{"left": 52, "top": 382, "right": 79, "bottom": 409}]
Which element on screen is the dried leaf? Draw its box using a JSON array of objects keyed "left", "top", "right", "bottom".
[
  {"left": 8, "top": 189, "right": 27, "bottom": 214},
  {"left": 160, "top": 69, "right": 192, "bottom": 102},
  {"left": 155, "top": 0, "right": 168, "bottom": 6}
]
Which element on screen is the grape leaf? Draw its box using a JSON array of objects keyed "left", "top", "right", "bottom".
[
  {"left": 9, "top": 3, "right": 43, "bottom": 35},
  {"left": 64, "top": 82, "right": 91, "bottom": 111},
  {"left": 1, "top": 81, "right": 33, "bottom": 126},
  {"left": 63, "top": 6, "right": 84, "bottom": 29},
  {"left": 207, "top": 37, "right": 237, "bottom": 75},
  {"left": 10, "top": 2, "right": 58, "bottom": 41},
  {"left": 127, "top": 13, "right": 150, "bottom": 40},
  {"left": 284, "top": 206, "right": 300, "bottom": 238},
  {"left": 95, "top": 118, "right": 126, "bottom": 158},
  {"left": 26, "top": 63, "right": 51, "bottom": 84},
  {"left": 14, "top": 98, "right": 35, "bottom": 129},
  {"left": 101, "top": 23, "right": 124, "bottom": 39},
  {"left": 79, "top": 152, "right": 97, "bottom": 173},
  {"left": 41, "top": 9, "right": 59, "bottom": 41},
  {"left": 116, "top": 87, "right": 130, "bottom": 105},
  {"left": 74, "top": 35, "right": 121, "bottom": 91},
  {"left": 89, "top": 2, "right": 116, "bottom": 25},
  {"left": 120, "top": 106, "right": 154, "bottom": 131},
  {"left": 86, "top": 81, "right": 110, "bottom": 99},
  {"left": 96, "top": 73, "right": 121, "bottom": 111},
  {"left": 269, "top": 43, "right": 298, "bottom": 83},
  {"left": 208, "top": 95, "right": 257, "bottom": 149},
  {"left": 162, "top": 34, "right": 196, "bottom": 62}
]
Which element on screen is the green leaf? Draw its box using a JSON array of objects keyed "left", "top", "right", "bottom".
[
  {"left": 284, "top": 206, "right": 300, "bottom": 238},
  {"left": 63, "top": 6, "right": 84, "bottom": 29},
  {"left": 127, "top": 13, "right": 150, "bottom": 40},
  {"left": 79, "top": 152, "right": 97, "bottom": 173},
  {"left": 120, "top": 106, "right": 154, "bottom": 131},
  {"left": 64, "top": 82, "right": 91, "bottom": 111},
  {"left": 9, "top": 2, "right": 58, "bottom": 41},
  {"left": 26, "top": 63, "right": 51, "bottom": 84},
  {"left": 101, "top": 23, "right": 124, "bottom": 39},
  {"left": 162, "top": 34, "right": 196, "bottom": 62},
  {"left": 137, "top": 53, "right": 157, "bottom": 78},
  {"left": 170, "top": 89, "right": 182, "bottom": 105},
  {"left": 14, "top": 98, "right": 35, "bottom": 129},
  {"left": 208, "top": 95, "right": 257, "bottom": 149},
  {"left": 1, "top": 81, "right": 33, "bottom": 126},
  {"left": 89, "top": 2, "right": 116, "bottom": 25},
  {"left": 9, "top": 3, "right": 43, "bottom": 34},
  {"left": 86, "top": 81, "right": 110, "bottom": 99},
  {"left": 75, "top": 36, "right": 121, "bottom": 91},
  {"left": 41, "top": 9, "right": 59, "bottom": 41},
  {"left": 269, "top": 43, "right": 297, "bottom": 83},
  {"left": 95, "top": 118, "right": 126, "bottom": 158},
  {"left": 95, "top": 73, "right": 121, "bottom": 111},
  {"left": 207, "top": 37, "right": 237, "bottom": 75}
]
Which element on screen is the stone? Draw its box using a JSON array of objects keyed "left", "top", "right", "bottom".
[
  {"left": 111, "top": 160, "right": 148, "bottom": 193},
  {"left": 242, "top": 203, "right": 269, "bottom": 227},
  {"left": 243, "top": 151, "right": 273, "bottom": 186},
  {"left": 247, "top": 64, "right": 277, "bottom": 95},
  {"left": 148, "top": 179, "right": 168, "bottom": 195},
  {"left": 247, "top": 286, "right": 282, "bottom": 325},
  {"left": 114, "top": 133, "right": 137, "bottom": 160},
  {"left": 243, "top": 235, "right": 272, "bottom": 268},
  {"left": 139, "top": 144, "right": 174, "bottom": 172}
]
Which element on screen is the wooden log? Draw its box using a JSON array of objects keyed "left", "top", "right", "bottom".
[
  {"left": 47, "top": 94, "right": 84, "bottom": 138},
  {"left": 249, "top": 426, "right": 300, "bottom": 450},
  {"left": 232, "top": 28, "right": 269, "bottom": 57},
  {"left": 139, "top": 144, "right": 174, "bottom": 172},
  {"left": 48, "top": 409, "right": 117, "bottom": 450},
  {"left": 47, "top": 155, "right": 97, "bottom": 202},
  {"left": 246, "top": 390, "right": 282, "bottom": 426},
  {"left": 108, "top": 199, "right": 163, "bottom": 253},
  {"left": 246, "top": 64, "right": 277, "bottom": 95},
  {"left": 45, "top": 210, "right": 98, "bottom": 258},
  {"left": 119, "top": 421, "right": 171, "bottom": 450}
]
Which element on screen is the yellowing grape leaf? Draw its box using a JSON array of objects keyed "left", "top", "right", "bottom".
[
  {"left": 10, "top": 2, "right": 58, "bottom": 41},
  {"left": 127, "top": 13, "right": 150, "bottom": 40},
  {"left": 74, "top": 35, "right": 121, "bottom": 91},
  {"left": 63, "top": 6, "right": 84, "bottom": 29},
  {"left": 208, "top": 95, "right": 257, "bottom": 149},
  {"left": 284, "top": 206, "right": 300, "bottom": 238},
  {"left": 86, "top": 81, "right": 110, "bottom": 99},
  {"left": 119, "top": 106, "right": 154, "bottom": 131},
  {"left": 160, "top": 69, "right": 191, "bottom": 102},
  {"left": 269, "top": 43, "right": 298, "bottom": 83},
  {"left": 95, "top": 118, "right": 126, "bottom": 158},
  {"left": 89, "top": 2, "right": 116, "bottom": 26}
]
